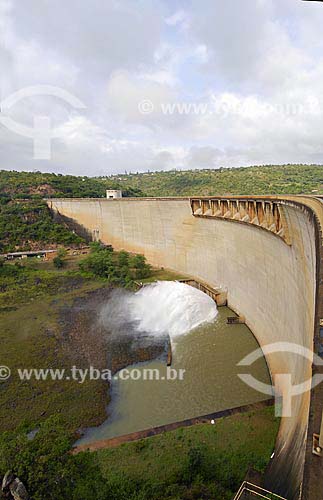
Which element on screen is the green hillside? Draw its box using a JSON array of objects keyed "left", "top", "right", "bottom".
[
  {"left": 106, "top": 164, "right": 323, "bottom": 197},
  {"left": 0, "top": 170, "right": 144, "bottom": 253},
  {"left": 2, "top": 164, "right": 323, "bottom": 201},
  {"left": 1, "top": 165, "right": 323, "bottom": 252},
  {"left": 0, "top": 170, "right": 144, "bottom": 200}
]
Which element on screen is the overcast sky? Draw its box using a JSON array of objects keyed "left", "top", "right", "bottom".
[{"left": 1, "top": 0, "right": 323, "bottom": 176}]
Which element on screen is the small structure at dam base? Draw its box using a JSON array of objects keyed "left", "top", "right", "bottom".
[
  {"left": 227, "top": 315, "right": 246, "bottom": 325},
  {"left": 312, "top": 411, "right": 323, "bottom": 456},
  {"left": 167, "top": 341, "right": 172, "bottom": 366},
  {"left": 178, "top": 279, "right": 227, "bottom": 306}
]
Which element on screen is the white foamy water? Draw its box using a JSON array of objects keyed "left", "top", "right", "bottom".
[{"left": 127, "top": 281, "right": 218, "bottom": 338}]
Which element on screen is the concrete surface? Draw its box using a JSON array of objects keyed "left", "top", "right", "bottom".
[{"left": 47, "top": 196, "right": 323, "bottom": 500}]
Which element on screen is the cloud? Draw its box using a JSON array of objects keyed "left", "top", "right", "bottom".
[
  {"left": 189, "top": 0, "right": 274, "bottom": 86},
  {"left": 165, "top": 10, "right": 189, "bottom": 30},
  {"left": 105, "top": 70, "right": 177, "bottom": 125},
  {"left": 10, "top": 0, "right": 164, "bottom": 77},
  {"left": 2, "top": 0, "right": 323, "bottom": 174},
  {"left": 187, "top": 146, "right": 223, "bottom": 168}
]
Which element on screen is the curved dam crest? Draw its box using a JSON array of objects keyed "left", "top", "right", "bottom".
[{"left": 47, "top": 195, "right": 323, "bottom": 500}]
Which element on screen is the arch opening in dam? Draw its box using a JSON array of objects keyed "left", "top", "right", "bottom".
[{"left": 47, "top": 195, "right": 323, "bottom": 500}]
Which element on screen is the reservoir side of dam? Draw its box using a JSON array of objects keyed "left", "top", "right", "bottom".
[{"left": 47, "top": 196, "right": 319, "bottom": 500}]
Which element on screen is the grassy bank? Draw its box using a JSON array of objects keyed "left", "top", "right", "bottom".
[
  {"left": 0, "top": 406, "right": 279, "bottom": 500},
  {"left": 95, "top": 406, "right": 279, "bottom": 499},
  {"left": 0, "top": 275, "right": 108, "bottom": 432},
  {"left": 0, "top": 252, "right": 186, "bottom": 433}
]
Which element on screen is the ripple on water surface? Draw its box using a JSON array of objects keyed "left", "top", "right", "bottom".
[{"left": 77, "top": 282, "right": 271, "bottom": 445}]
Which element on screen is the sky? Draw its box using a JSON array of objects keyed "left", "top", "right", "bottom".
[{"left": 1, "top": 0, "right": 323, "bottom": 176}]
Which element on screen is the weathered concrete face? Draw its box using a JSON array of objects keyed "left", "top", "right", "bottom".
[{"left": 47, "top": 197, "right": 321, "bottom": 500}]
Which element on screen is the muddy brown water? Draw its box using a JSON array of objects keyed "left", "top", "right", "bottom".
[{"left": 77, "top": 306, "right": 271, "bottom": 446}]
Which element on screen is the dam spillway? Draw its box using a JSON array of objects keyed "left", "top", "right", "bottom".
[
  {"left": 76, "top": 293, "right": 271, "bottom": 446},
  {"left": 47, "top": 195, "right": 323, "bottom": 500}
]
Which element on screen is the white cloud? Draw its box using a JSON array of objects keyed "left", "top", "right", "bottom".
[
  {"left": 165, "top": 10, "right": 189, "bottom": 30},
  {"left": 10, "top": 0, "right": 164, "bottom": 77},
  {"left": 187, "top": 146, "right": 223, "bottom": 168},
  {"left": 105, "top": 70, "right": 181, "bottom": 128},
  {"left": 189, "top": 0, "right": 274, "bottom": 85},
  {"left": 2, "top": 0, "right": 323, "bottom": 174}
]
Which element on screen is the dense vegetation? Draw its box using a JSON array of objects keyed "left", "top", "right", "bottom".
[
  {"left": 80, "top": 243, "right": 151, "bottom": 287},
  {"left": 0, "top": 170, "right": 144, "bottom": 200},
  {"left": 0, "top": 244, "right": 151, "bottom": 308},
  {"left": 0, "top": 407, "right": 279, "bottom": 500},
  {"left": 106, "top": 164, "right": 323, "bottom": 196},
  {"left": 2, "top": 164, "right": 323, "bottom": 202},
  {"left": 0, "top": 416, "right": 110, "bottom": 500},
  {"left": 0, "top": 200, "right": 84, "bottom": 253},
  {"left": 0, "top": 170, "right": 144, "bottom": 252}
]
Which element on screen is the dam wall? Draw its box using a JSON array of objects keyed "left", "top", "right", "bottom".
[{"left": 48, "top": 197, "right": 320, "bottom": 500}]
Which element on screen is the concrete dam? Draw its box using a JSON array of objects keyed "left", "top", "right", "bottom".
[{"left": 47, "top": 195, "right": 323, "bottom": 500}]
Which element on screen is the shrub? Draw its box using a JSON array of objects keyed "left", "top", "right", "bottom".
[
  {"left": 131, "top": 254, "right": 151, "bottom": 279},
  {"left": 79, "top": 247, "right": 151, "bottom": 285},
  {"left": 79, "top": 251, "right": 113, "bottom": 277},
  {"left": 53, "top": 256, "right": 64, "bottom": 269},
  {"left": 118, "top": 250, "right": 129, "bottom": 267},
  {"left": 0, "top": 417, "right": 113, "bottom": 500},
  {"left": 57, "top": 248, "right": 67, "bottom": 259}
]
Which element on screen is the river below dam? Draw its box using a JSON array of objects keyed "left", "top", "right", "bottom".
[{"left": 77, "top": 282, "right": 271, "bottom": 446}]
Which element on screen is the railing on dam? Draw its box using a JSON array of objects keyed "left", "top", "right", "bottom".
[
  {"left": 233, "top": 482, "right": 287, "bottom": 500},
  {"left": 190, "top": 198, "right": 291, "bottom": 244}
]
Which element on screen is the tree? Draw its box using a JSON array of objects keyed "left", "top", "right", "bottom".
[
  {"left": 53, "top": 256, "right": 64, "bottom": 269},
  {"left": 79, "top": 250, "right": 113, "bottom": 277},
  {"left": 131, "top": 254, "right": 151, "bottom": 279},
  {"left": 118, "top": 250, "right": 129, "bottom": 267},
  {"left": 89, "top": 241, "right": 103, "bottom": 253},
  {"left": 0, "top": 417, "right": 111, "bottom": 500}
]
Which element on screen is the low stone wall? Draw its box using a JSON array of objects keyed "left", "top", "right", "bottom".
[{"left": 73, "top": 399, "right": 274, "bottom": 454}]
